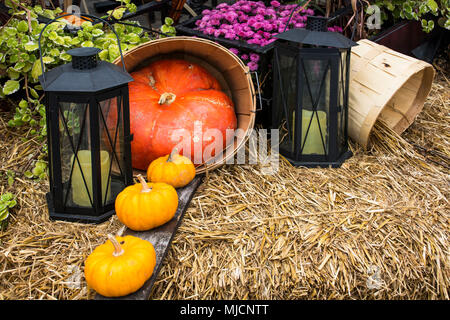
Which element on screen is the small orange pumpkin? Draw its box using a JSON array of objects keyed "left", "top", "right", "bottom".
[
  {"left": 84, "top": 234, "right": 156, "bottom": 297},
  {"left": 115, "top": 174, "right": 178, "bottom": 231},
  {"left": 147, "top": 148, "right": 196, "bottom": 188}
]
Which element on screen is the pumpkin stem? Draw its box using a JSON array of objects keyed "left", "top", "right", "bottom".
[
  {"left": 158, "top": 92, "right": 176, "bottom": 105},
  {"left": 167, "top": 147, "right": 179, "bottom": 162},
  {"left": 108, "top": 234, "right": 124, "bottom": 257},
  {"left": 137, "top": 174, "right": 152, "bottom": 193}
]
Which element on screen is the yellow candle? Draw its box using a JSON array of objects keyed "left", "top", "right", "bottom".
[
  {"left": 301, "top": 110, "right": 327, "bottom": 155},
  {"left": 71, "top": 150, "right": 111, "bottom": 207}
]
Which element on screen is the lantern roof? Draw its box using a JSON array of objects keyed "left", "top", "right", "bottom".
[
  {"left": 275, "top": 16, "right": 358, "bottom": 49},
  {"left": 39, "top": 47, "right": 133, "bottom": 93}
]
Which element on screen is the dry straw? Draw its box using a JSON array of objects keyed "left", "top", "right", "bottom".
[{"left": 0, "top": 70, "right": 448, "bottom": 300}]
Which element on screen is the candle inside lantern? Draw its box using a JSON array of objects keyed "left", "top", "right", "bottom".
[
  {"left": 71, "top": 150, "right": 111, "bottom": 207},
  {"left": 301, "top": 110, "right": 327, "bottom": 155}
]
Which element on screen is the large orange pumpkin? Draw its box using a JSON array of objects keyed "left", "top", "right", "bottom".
[{"left": 127, "top": 59, "right": 237, "bottom": 171}]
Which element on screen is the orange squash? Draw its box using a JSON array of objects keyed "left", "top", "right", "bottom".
[
  {"left": 60, "top": 12, "right": 92, "bottom": 27},
  {"left": 147, "top": 147, "right": 196, "bottom": 188},
  {"left": 127, "top": 59, "right": 237, "bottom": 170},
  {"left": 115, "top": 174, "right": 178, "bottom": 231},
  {"left": 84, "top": 234, "right": 156, "bottom": 297}
]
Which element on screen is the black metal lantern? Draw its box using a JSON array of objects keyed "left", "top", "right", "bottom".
[
  {"left": 39, "top": 15, "right": 134, "bottom": 223},
  {"left": 272, "top": 16, "right": 357, "bottom": 168}
]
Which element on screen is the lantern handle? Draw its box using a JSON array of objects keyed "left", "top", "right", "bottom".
[{"left": 38, "top": 13, "right": 127, "bottom": 85}]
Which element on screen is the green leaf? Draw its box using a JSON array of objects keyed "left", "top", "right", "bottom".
[
  {"left": 19, "top": 99, "right": 28, "bottom": 109},
  {"left": 161, "top": 25, "right": 171, "bottom": 33},
  {"left": 7, "top": 200, "right": 17, "bottom": 208},
  {"left": 0, "top": 208, "right": 9, "bottom": 222},
  {"left": 81, "top": 21, "right": 94, "bottom": 32},
  {"left": 30, "top": 88, "right": 39, "bottom": 99},
  {"left": 427, "top": 0, "right": 439, "bottom": 12},
  {"left": 0, "top": 192, "right": 14, "bottom": 202},
  {"left": 49, "top": 48, "right": 60, "bottom": 56},
  {"left": 108, "top": 44, "right": 120, "bottom": 61},
  {"left": 42, "top": 56, "right": 55, "bottom": 64},
  {"left": 127, "top": 3, "right": 137, "bottom": 13},
  {"left": 24, "top": 41, "right": 39, "bottom": 52},
  {"left": 5, "top": 27, "right": 17, "bottom": 37},
  {"left": 7, "top": 67, "right": 20, "bottom": 80},
  {"left": 70, "top": 37, "right": 81, "bottom": 46},
  {"left": 125, "top": 33, "right": 140, "bottom": 44},
  {"left": 81, "top": 40, "right": 94, "bottom": 47},
  {"left": 24, "top": 171, "right": 34, "bottom": 178},
  {"left": 98, "top": 49, "right": 109, "bottom": 61},
  {"left": 31, "top": 60, "right": 43, "bottom": 80},
  {"left": 13, "top": 61, "right": 25, "bottom": 71},
  {"left": 3, "top": 80, "right": 20, "bottom": 95},
  {"left": 60, "top": 53, "right": 71, "bottom": 61},
  {"left": 9, "top": 54, "right": 19, "bottom": 64},
  {"left": 91, "top": 28, "right": 104, "bottom": 37},
  {"left": 112, "top": 7, "right": 126, "bottom": 20},
  {"left": 48, "top": 31, "right": 58, "bottom": 41},
  {"left": 7, "top": 38, "right": 18, "bottom": 48},
  {"left": 52, "top": 36, "right": 66, "bottom": 46},
  {"left": 164, "top": 17, "right": 174, "bottom": 26},
  {"left": 445, "top": 18, "right": 450, "bottom": 30},
  {"left": 386, "top": 2, "right": 395, "bottom": 11}
]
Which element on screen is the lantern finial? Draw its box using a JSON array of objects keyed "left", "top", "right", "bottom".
[
  {"left": 67, "top": 47, "right": 101, "bottom": 70},
  {"left": 306, "top": 16, "right": 328, "bottom": 32}
]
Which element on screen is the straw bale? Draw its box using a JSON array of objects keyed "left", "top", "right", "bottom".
[{"left": 0, "top": 70, "right": 448, "bottom": 300}]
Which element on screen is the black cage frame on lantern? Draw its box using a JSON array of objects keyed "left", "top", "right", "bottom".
[
  {"left": 272, "top": 16, "right": 357, "bottom": 168},
  {"left": 45, "top": 88, "right": 133, "bottom": 223},
  {"left": 40, "top": 14, "right": 134, "bottom": 223}
]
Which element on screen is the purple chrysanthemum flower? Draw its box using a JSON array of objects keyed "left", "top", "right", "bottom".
[
  {"left": 241, "top": 54, "right": 249, "bottom": 60},
  {"left": 249, "top": 53, "right": 260, "bottom": 62},
  {"left": 247, "top": 61, "right": 258, "bottom": 71},
  {"left": 229, "top": 47, "right": 239, "bottom": 55},
  {"left": 270, "top": 1, "right": 280, "bottom": 8}
]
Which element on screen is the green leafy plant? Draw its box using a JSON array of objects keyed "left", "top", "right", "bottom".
[
  {"left": 106, "top": 0, "right": 138, "bottom": 20},
  {"left": 371, "top": 0, "right": 450, "bottom": 32},
  {"left": 5, "top": 170, "right": 15, "bottom": 187},
  {"left": 1, "top": 2, "right": 175, "bottom": 182},
  {"left": 160, "top": 17, "right": 176, "bottom": 37},
  {"left": 24, "top": 159, "right": 47, "bottom": 180},
  {"left": 0, "top": 192, "right": 17, "bottom": 231}
]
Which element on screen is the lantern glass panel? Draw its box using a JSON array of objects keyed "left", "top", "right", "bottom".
[
  {"left": 273, "top": 50, "right": 297, "bottom": 156},
  {"left": 98, "top": 96, "right": 126, "bottom": 206},
  {"left": 300, "top": 58, "right": 330, "bottom": 156},
  {"left": 58, "top": 101, "right": 94, "bottom": 208}
]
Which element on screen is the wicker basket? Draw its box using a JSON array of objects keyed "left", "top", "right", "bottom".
[
  {"left": 348, "top": 39, "right": 435, "bottom": 147},
  {"left": 113, "top": 36, "right": 256, "bottom": 175}
]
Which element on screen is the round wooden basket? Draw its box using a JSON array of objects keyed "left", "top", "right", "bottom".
[
  {"left": 113, "top": 36, "right": 256, "bottom": 175},
  {"left": 348, "top": 39, "right": 435, "bottom": 147}
]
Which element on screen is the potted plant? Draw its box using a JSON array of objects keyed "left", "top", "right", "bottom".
[{"left": 366, "top": 0, "right": 449, "bottom": 59}]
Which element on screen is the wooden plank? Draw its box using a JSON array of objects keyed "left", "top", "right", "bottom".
[{"left": 95, "top": 174, "right": 203, "bottom": 300}]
